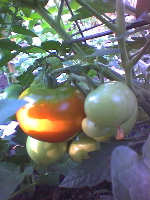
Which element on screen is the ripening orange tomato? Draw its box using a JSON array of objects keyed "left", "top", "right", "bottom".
[{"left": 16, "top": 85, "right": 85, "bottom": 143}]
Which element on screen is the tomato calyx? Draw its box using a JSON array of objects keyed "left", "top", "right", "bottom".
[
  {"left": 43, "top": 72, "right": 58, "bottom": 89},
  {"left": 115, "top": 126, "right": 125, "bottom": 140},
  {"left": 42, "top": 65, "right": 58, "bottom": 89}
]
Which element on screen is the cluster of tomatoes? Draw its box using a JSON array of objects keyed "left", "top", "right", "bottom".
[{"left": 2, "top": 81, "right": 137, "bottom": 165}]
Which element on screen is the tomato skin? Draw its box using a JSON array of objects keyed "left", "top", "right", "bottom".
[
  {"left": 68, "top": 132, "right": 101, "bottom": 164},
  {"left": 16, "top": 85, "right": 85, "bottom": 143},
  {"left": 26, "top": 136, "right": 67, "bottom": 165},
  {"left": 84, "top": 81, "right": 136, "bottom": 127}
]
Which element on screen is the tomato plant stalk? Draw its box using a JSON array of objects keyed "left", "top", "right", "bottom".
[{"left": 35, "top": 4, "right": 85, "bottom": 57}]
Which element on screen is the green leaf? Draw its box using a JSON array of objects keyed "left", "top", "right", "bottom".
[
  {"left": 23, "top": 46, "right": 47, "bottom": 53},
  {"left": 53, "top": 156, "right": 78, "bottom": 176},
  {"left": 11, "top": 126, "right": 28, "bottom": 146},
  {"left": 11, "top": 24, "right": 37, "bottom": 37},
  {"left": 85, "top": 48, "right": 122, "bottom": 57},
  {"left": 0, "top": 7, "right": 12, "bottom": 15},
  {"left": 70, "top": 0, "right": 81, "bottom": 10},
  {"left": 70, "top": 9, "right": 91, "bottom": 21},
  {"left": 0, "top": 140, "right": 9, "bottom": 162},
  {"left": 60, "top": 141, "right": 127, "bottom": 188},
  {"left": 0, "top": 39, "right": 20, "bottom": 50},
  {"left": 41, "top": 40, "right": 61, "bottom": 51},
  {"left": 48, "top": 5, "right": 58, "bottom": 13},
  {"left": 126, "top": 37, "right": 147, "bottom": 51},
  {"left": 46, "top": 57, "right": 63, "bottom": 69},
  {"left": 21, "top": 7, "right": 32, "bottom": 17},
  {"left": 0, "top": 99, "right": 27, "bottom": 125},
  {"left": 15, "top": 146, "right": 27, "bottom": 155},
  {"left": 29, "top": 12, "right": 42, "bottom": 20},
  {"left": 16, "top": 67, "right": 35, "bottom": 86},
  {"left": 0, "top": 16, "right": 4, "bottom": 24},
  {"left": 36, "top": 165, "right": 60, "bottom": 186},
  {"left": 0, "top": 162, "right": 33, "bottom": 200},
  {"left": 0, "top": 52, "right": 20, "bottom": 67},
  {"left": 70, "top": 0, "right": 116, "bottom": 20}
]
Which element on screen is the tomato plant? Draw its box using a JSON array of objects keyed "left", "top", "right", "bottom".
[
  {"left": 16, "top": 84, "right": 85, "bottom": 143},
  {"left": 84, "top": 81, "right": 137, "bottom": 127},
  {"left": 0, "top": 0, "right": 150, "bottom": 198},
  {"left": 26, "top": 136, "right": 67, "bottom": 165},
  {"left": 68, "top": 132, "right": 101, "bottom": 164}
]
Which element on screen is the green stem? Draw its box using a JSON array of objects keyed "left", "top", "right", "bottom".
[
  {"left": 124, "top": 68, "right": 133, "bottom": 89},
  {"left": 35, "top": 4, "right": 85, "bottom": 56},
  {"left": 56, "top": 0, "right": 65, "bottom": 24},
  {"left": 116, "top": 0, "right": 132, "bottom": 87},
  {"left": 116, "top": 0, "right": 129, "bottom": 67},
  {"left": 76, "top": 0, "right": 116, "bottom": 32},
  {"left": 7, "top": 181, "right": 40, "bottom": 200}
]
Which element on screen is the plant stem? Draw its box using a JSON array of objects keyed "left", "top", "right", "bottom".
[
  {"left": 56, "top": 0, "right": 65, "bottom": 24},
  {"left": 129, "top": 39, "right": 150, "bottom": 68},
  {"left": 35, "top": 4, "right": 85, "bottom": 57},
  {"left": 76, "top": 0, "right": 116, "bottom": 32},
  {"left": 116, "top": 0, "right": 128, "bottom": 65},
  {"left": 7, "top": 181, "right": 40, "bottom": 200},
  {"left": 116, "top": 0, "right": 133, "bottom": 88},
  {"left": 124, "top": 68, "right": 133, "bottom": 89}
]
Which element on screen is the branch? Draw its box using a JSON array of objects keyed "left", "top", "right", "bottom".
[
  {"left": 129, "top": 39, "right": 150, "bottom": 68},
  {"left": 56, "top": 0, "right": 65, "bottom": 24}
]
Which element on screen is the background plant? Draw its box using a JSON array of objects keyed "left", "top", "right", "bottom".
[{"left": 0, "top": 0, "right": 150, "bottom": 199}]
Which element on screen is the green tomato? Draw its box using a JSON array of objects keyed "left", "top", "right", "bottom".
[
  {"left": 26, "top": 136, "right": 67, "bottom": 165},
  {"left": 120, "top": 100, "right": 138, "bottom": 134},
  {"left": 82, "top": 117, "right": 113, "bottom": 138},
  {"left": 68, "top": 132, "right": 101, "bottom": 164},
  {"left": 92, "top": 134, "right": 114, "bottom": 142},
  {"left": 84, "top": 81, "right": 137, "bottom": 127},
  {"left": 2, "top": 84, "right": 22, "bottom": 99},
  {"left": 82, "top": 100, "right": 138, "bottom": 141}
]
